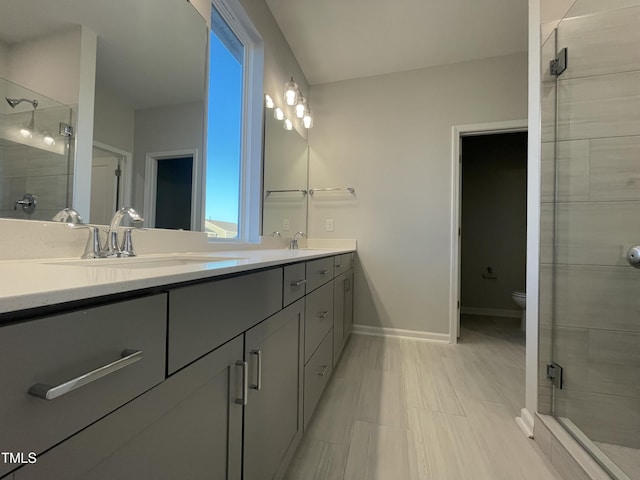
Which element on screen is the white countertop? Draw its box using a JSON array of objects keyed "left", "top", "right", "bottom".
[{"left": 0, "top": 246, "right": 355, "bottom": 316}]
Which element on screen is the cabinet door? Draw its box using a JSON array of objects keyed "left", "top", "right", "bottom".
[
  {"left": 0, "top": 294, "right": 166, "bottom": 479},
  {"left": 344, "top": 269, "right": 354, "bottom": 338},
  {"left": 333, "top": 273, "right": 346, "bottom": 365},
  {"left": 168, "top": 268, "right": 283, "bottom": 374},
  {"left": 244, "top": 299, "right": 304, "bottom": 480},
  {"left": 15, "top": 337, "right": 244, "bottom": 480}
]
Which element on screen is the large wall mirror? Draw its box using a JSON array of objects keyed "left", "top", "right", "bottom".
[
  {"left": 262, "top": 110, "right": 308, "bottom": 237},
  {"left": 0, "top": 0, "right": 207, "bottom": 226}
]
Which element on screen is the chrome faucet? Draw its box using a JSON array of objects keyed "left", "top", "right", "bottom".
[
  {"left": 105, "top": 207, "right": 144, "bottom": 257},
  {"left": 290, "top": 231, "right": 305, "bottom": 249}
]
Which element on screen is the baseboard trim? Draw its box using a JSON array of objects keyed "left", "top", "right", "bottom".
[
  {"left": 461, "top": 307, "right": 521, "bottom": 318},
  {"left": 516, "top": 408, "right": 534, "bottom": 438},
  {"left": 352, "top": 324, "right": 450, "bottom": 343}
]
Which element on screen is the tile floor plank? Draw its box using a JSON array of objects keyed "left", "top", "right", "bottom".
[{"left": 285, "top": 317, "right": 562, "bottom": 479}]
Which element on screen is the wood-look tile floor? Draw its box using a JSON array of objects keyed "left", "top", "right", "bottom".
[{"left": 285, "top": 315, "right": 562, "bottom": 480}]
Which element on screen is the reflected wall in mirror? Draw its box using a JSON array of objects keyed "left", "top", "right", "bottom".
[
  {"left": 0, "top": 0, "right": 207, "bottom": 225},
  {"left": 262, "top": 107, "right": 308, "bottom": 236}
]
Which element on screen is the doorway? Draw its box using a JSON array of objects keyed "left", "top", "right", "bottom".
[
  {"left": 90, "top": 143, "right": 132, "bottom": 225},
  {"left": 450, "top": 121, "right": 528, "bottom": 341},
  {"left": 144, "top": 150, "right": 199, "bottom": 230}
]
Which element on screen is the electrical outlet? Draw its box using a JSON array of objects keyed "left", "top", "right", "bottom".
[
  {"left": 282, "top": 219, "right": 290, "bottom": 231},
  {"left": 325, "top": 218, "right": 334, "bottom": 232}
]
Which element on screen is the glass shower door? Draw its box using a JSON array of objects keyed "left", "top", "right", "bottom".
[{"left": 547, "top": 2, "right": 640, "bottom": 478}]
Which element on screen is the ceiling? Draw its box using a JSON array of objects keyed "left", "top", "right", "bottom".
[
  {"left": 265, "top": 0, "right": 529, "bottom": 85},
  {"left": 0, "top": 0, "right": 207, "bottom": 109}
]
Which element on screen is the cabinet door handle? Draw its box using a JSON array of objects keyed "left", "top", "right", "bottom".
[
  {"left": 319, "top": 270, "right": 330, "bottom": 275},
  {"left": 250, "top": 349, "right": 262, "bottom": 390},
  {"left": 235, "top": 360, "right": 248, "bottom": 405},
  {"left": 335, "top": 264, "right": 343, "bottom": 268},
  {"left": 345, "top": 278, "right": 351, "bottom": 292},
  {"left": 28, "top": 349, "right": 143, "bottom": 400},
  {"left": 291, "top": 279, "right": 307, "bottom": 287},
  {"left": 317, "top": 365, "right": 328, "bottom": 376},
  {"left": 318, "top": 311, "right": 330, "bottom": 319}
]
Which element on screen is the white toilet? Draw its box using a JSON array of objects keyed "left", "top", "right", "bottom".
[{"left": 511, "top": 291, "right": 526, "bottom": 330}]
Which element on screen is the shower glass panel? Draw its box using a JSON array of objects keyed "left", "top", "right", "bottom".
[
  {"left": 0, "top": 77, "right": 74, "bottom": 221},
  {"left": 546, "top": 1, "right": 640, "bottom": 478}
]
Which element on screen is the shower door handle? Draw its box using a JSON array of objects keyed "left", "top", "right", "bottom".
[{"left": 626, "top": 245, "right": 640, "bottom": 268}]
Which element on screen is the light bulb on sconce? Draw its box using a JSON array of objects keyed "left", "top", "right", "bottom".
[
  {"left": 43, "top": 134, "right": 56, "bottom": 146},
  {"left": 19, "top": 127, "right": 33, "bottom": 139},
  {"left": 283, "top": 118, "right": 293, "bottom": 130},
  {"left": 303, "top": 110, "right": 313, "bottom": 129},
  {"left": 274, "top": 107, "right": 285, "bottom": 120},
  {"left": 284, "top": 77, "right": 299, "bottom": 106},
  {"left": 265, "top": 94, "right": 274, "bottom": 109},
  {"left": 295, "top": 97, "right": 307, "bottom": 119}
]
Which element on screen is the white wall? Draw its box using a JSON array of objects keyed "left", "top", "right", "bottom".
[
  {"left": 239, "top": 0, "right": 309, "bottom": 136},
  {"left": 93, "top": 84, "right": 135, "bottom": 153},
  {"left": 0, "top": 41, "right": 8, "bottom": 78},
  {"left": 7, "top": 27, "right": 82, "bottom": 106},
  {"left": 308, "top": 53, "right": 528, "bottom": 335},
  {"left": 133, "top": 101, "right": 205, "bottom": 217}
]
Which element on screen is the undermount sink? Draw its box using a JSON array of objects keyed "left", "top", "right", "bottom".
[{"left": 46, "top": 256, "right": 245, "bottom": 269}]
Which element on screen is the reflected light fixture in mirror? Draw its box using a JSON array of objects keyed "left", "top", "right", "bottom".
[
  {"left": 303, "top": 110, "right": 313, "bottom": 129},
  {"left": 274, "top": 107, "right": 285, "bottom": 120},
  {"left": 295, "top": 96, "right": 306, "bottom": 118},
  {"left": 283, "top": 118, "right": 293, "bottom": 130},
  {"left": 265, "top": 94, "right": 275, "bottom": 109},
  {"left": 284, "top": 77, "right": 299, "bottom": 106}
]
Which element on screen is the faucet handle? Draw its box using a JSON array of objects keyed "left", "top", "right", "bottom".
[
  {"left": 65, "top": 223, "right": 108, "bottom": 259},
  {"left": 120, "top": 229, "right": 136, "bottom": 257}
]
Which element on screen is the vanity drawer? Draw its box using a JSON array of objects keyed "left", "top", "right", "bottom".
[
  {"left": 283, "top": 262, "right": 306, "bottom": 307},
  {"left": 333, "top": 254, "right": 350, "bottom": 277},
  {"left": 306, "top": 257, "right": 334, "bottom": 292},
  {"left": 0, "top": 294, "right": 167, "bottom": 478},
  {"left": 304, "top": 281, "right": 334, "bottom": 363},
  {"left": 168, "top": 268, "right": 283, "bottom": 375},
  {"left": 303, "top": 329, "right": 333, "bottom": 429}
]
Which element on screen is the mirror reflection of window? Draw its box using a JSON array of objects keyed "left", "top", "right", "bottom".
[{"left": 206, "top": 6, "right": 244, "bottom": 240}]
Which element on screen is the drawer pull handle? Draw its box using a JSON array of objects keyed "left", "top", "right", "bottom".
[
  {"left": 317, "top": 365, "right": 328, "bottom": 376},
  {"left": 28, "top": 349, "right": 143, "bottom": 400},
  {"left": 250, "top": 350, "right": 262, "bottom": 391},
  {"left": 319, "top": 270, "right": 330, "bottom": 275},
  {"left": 318, "top": 311, "right": 330, "bottom": 319},
  {"left": 291, "top": 279, "right": 307, "bottom": 287},
  {"left": 335, "top": 264, "right": 343, "bottom": 268},
  {"left": 235, "top": 360, "right": 248, "bottom": 405}
]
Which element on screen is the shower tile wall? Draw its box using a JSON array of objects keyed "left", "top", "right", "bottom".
[
  {"left": 538, "top": 4, "right": 640, "bottom": 449},
  {"left": 0, "top": 143, "right": 71, "bottom": 221}
]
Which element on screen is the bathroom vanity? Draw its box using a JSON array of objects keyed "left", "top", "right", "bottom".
[{"left": 0, "top": 245, "right": 355, "bottom": 480}]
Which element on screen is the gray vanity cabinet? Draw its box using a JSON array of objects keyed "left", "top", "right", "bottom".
[
  {"left": 344, "top": 268, "right": 354, "bottom": 337},
  {"left": 14, "top": 336, "right": 244, "bottom": 480},
  {"left": 333, "top": 256, "right": 355, "bottom": 366},
  {"left": 168, "top": 268, "right": 283, "bottom": 374},
  {"left": 243, "top": 299, "right": 304, "bottom": 480},
  {"left": 0, "top": 294, "right": 167, "bottom": 479},
  {"left": 333, "top": 272, "right": 346, "bottom": 365}
]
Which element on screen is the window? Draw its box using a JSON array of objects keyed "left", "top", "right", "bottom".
[{"left": 205, "top": 0, "right": 263, "bottom": 241}]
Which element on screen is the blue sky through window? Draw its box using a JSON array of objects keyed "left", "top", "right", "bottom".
[{"left": 206, "top": 29, "right": 243, "bottom": 227}]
